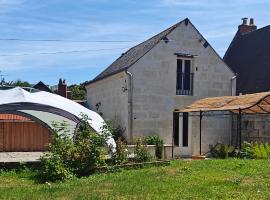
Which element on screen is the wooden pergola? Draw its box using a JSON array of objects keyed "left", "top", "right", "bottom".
[{"left": 178, "top": 92, "right": 270, "bottom": 155}]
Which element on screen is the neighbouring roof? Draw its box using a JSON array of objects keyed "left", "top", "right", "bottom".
[
  {"left": 180, "top": 92, "right": 270, "bottom": 114},
  {"left": 0, "top": 85, "right": 38, "bottom": 92},
  {"left": 0, "top": 114, "right": 30, "bottom": 121},
  {"left": 33, "top": 81, "right": 53, "bottom": 93},
  {"left": 86, "top": 18, "right": 189, "bottom": 84},
  {"left": 224, "top": 25, "right": 270, "bottom": 94}
]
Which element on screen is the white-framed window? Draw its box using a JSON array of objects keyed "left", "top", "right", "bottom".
[{"left": 176, "top": 59, "right": 193, "bottom": 95}]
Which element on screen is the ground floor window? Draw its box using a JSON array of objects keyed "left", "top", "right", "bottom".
[
  {"left": 173, "top": 112, "right": 179, "bottom": 146},
  {"left": 182, "top": 112, "right": 189, "bottom": 147},
  {"left": 173, "top": 112, "right": 189, "bottom": 147}
]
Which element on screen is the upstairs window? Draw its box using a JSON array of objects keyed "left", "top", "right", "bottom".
[{"left": 176, "top": 59, "right": 193, "bottom": 95}]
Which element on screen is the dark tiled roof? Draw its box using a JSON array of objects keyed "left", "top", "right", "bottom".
[
  {"left": 33, "top": 81, "right": 53, "bottom": 93},
  {"left": 87, "top": 18, "right": 188, "bottom": 84},
  {"left": 224, "top": 25, "right": 270, "bottom": 94}
]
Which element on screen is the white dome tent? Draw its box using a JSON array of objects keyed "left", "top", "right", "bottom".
[{"left": 0, "top": 87, "right": 115, "bottom": 148}]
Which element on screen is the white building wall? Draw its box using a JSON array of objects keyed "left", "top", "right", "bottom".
[
  {"left": 86, "top": 72, "right": 129, "bottom": 140},
  {"left": 128, "top": 21, "right": 234, "bottom": 156},
  {"left": 86, "top": 20, "right": 235, "bottom": 156}
]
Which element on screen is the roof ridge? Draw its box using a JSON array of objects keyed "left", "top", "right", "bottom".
[
  {"left": 242, "top": 24, "right": 270, "bottom": 37},
  {"left": 87, "top": 18, "right": 187, "bottom": 84},
  {"left": 224, "top": 24, "right": 270, "bottom": 60}
]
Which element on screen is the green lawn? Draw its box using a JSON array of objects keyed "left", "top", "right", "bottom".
[{"left": 1, "top": 159, "right": 270, "bottom": 199}]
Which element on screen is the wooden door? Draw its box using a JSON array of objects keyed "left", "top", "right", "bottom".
[
  {"left": 0, "top": 123, "right": 4, "bottom": 151},
  {"left": 0, "top": 121, "right": 51, "bottom": 152}
]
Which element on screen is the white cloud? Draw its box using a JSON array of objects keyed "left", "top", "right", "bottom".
[
  {"left": 0, "top": 0, "right": 24, "bottom": 13},
  {"left": 0, "top": 0, "right": 23, "bottom": 5}
]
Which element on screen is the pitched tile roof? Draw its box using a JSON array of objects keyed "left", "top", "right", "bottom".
[
  {"left": 86, "top": 18, "right": 188, "bottom": 84},
  {"left": 33, "top": 81, "right": 53, "bottom": 93},
  {"left": 0, "top": 114, "right": 30, "bottom": 121},
  {"left": 224, "top": 25, "right": 270, "bottom": 94}
]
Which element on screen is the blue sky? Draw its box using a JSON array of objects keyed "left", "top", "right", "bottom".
[{"left": 0, "top": 0, "right": 270, "bottom": 85}]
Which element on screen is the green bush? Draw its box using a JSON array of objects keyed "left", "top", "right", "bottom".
[
  {"left": 238, "top": 141, "right": 255, "bottom": 159},
  {"left": 253, "top": 142, "right": 261, "bottom": 159},
  {"left": 135, "top": 138, "right": 151, "bottom": 163},
  {"left": 110, "top": 138, "right": 128, "bottom": 165},
  {"left": 265, "top": 143, "right": 270, "bottom": 159},
  {"left": 106, "top": 121, "right": 126, "bottom": 143},
  {"left": 146, "top": 135, "right": 160, "bottom": 145},
  {"left": 146, "top": 135, "right": 164, "bottom": 159},
  {"left": 220, "top": 144, "right": 229, "bottom": 159},
  {"left": 210, "top": 143, "right": 234, "bottom": 159},
  {"left": 38, "top": 153, "right": 74, "bottom": 182},
  {"left": 238, "top": 141, "right": 270, "bottom": 160},
  {"left": 259, "top": 143, "right": 267, "bottom": 159},
  {"left": 37, "top": 114, "right": 110, "bottom": 182}
]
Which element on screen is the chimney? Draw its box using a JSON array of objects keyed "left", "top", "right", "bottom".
[
  {"left": 249, "top": 18, "right": 257, "bottom": 32},
  {"left": 238, "top": 17, "right": 249, "bottom": 34},
  {"left": 58, "top": 78, "right": 67, "bottom": 98}
]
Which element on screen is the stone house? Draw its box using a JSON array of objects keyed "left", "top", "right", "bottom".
[
  {"left": 224, "top": 17, "right": 270, "bottom": 95},
  {"left": 224, "top": 18, "right": 270, "bottom": 143},
  {"left": 86, "top": 18, "right": 236, "bottom": 156}
]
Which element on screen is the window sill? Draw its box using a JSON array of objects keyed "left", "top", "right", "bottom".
[{"left": 176, "top": 94, "right": 193, "bottom": 97}]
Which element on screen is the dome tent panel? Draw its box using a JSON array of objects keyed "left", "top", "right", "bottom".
[{"left": 0, "top": 87, "right": 115, "bottom": 148}]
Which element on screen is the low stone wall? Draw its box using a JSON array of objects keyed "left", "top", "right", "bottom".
[
  {"left": 232, "top": 115, "right": 270, "bottom": 145},
  {"left": 126, "top": 144, "right": 173, "bottom": 159}
]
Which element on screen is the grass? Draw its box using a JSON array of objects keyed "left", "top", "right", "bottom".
[{"left": 1, "top": 159, "right": 270, "bottom": 199}]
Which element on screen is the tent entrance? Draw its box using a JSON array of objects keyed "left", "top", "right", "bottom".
[{"left": 0, "top": 115, "right": 51, "bottom": 152}]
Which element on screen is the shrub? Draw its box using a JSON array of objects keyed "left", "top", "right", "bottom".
[
  {"left": 253, "top": 142, "right": 261, "bottom": 159},
  {"left": 106, "top": 121, "right": 126, "bottom": 143},
  {"left": 210, "top": 143, "right": 234, "bottom": 159},
  {"left": 146, "top": 135, "right": 160, "bottom": 145},
  {"left": 237, "top": 141, "right": 270, "bottom": 160},
  {"left": 265, "top": 143, "right": 270, "bottom": 159},
  {"left": 72, "top": 115, "right": 110, "bottom": 176},
  {"left": 110, "top": 138, "right": 128, "bottom": 165},
  {"left": 146, "top": 135, "right": 164, "bottom": 159},
  {"left": 38, "top": 153, "right": 73, "bottom": 182},
  {"left": 259, "top": 143, "right": 267, "bottom": 159},
  {"left": 221, "top": 144, "right": 229, "bottom": 159},
  {"left": 37, "top": 114, "right": 110, "bottom": 182},
  {"left": 155, "top": 139, "right": 164, "bottom": 159},
  {"left": 135, "top": 138, "right": 151, "bottom": 163},
  {"left": 238, "top": 141, "right": 255, "bottom": 159}
]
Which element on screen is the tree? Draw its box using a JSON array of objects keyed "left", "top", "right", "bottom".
[
  {"left": 3, "top": 79, "right": 32, "bottom": 87},
  {"left": 13, "top": 80, "right": 32, "bottom": 87},
  {"left": 68, "top": 84, "right": 86, "bottom": 100}
]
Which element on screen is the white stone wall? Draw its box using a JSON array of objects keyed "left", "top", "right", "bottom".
[
  {"left": 232, "top": 115, "right": 270, "bottom": 144},
  {"left": 86, "top": 72, "right": 129, "bottom": 140},
  {"left": 86, "top": 21, "right": 235, "bottom": 156},
  {"left": 128, "top": 21, "right": 234, "bottom": 155}
]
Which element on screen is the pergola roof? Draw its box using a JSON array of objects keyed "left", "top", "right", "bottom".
[{"left": 180, "top": 92, "right": 270, "bottom": 114}]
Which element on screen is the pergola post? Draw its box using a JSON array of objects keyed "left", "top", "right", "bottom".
[
  {"left": 199, "top": 110, "right": 203, "bottom": 155},
  {"left": 238, "top": 109, "right": 242, "bottom": 150}
]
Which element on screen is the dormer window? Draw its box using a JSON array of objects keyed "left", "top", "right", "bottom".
[{"left": 176, "top": 58, "right": 194, "bottom": 95}]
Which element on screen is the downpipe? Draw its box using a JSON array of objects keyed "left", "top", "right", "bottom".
[
  {"left": 230, "top": 75, "right": 237, "bottom": 145},
  {"left": 125, "top": 70, "right": 133, "bottom": 143}
]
